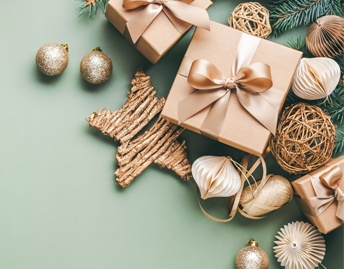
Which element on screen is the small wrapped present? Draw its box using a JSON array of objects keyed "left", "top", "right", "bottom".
[
  {"left": 161, "top": 21, "right": 302, "bottom": 155},
  {"left": 292, "top": 156, "right": 344, "bottom": 234},
  {"left": 105, "top": 0, "right": 212, "bottom": 63}
]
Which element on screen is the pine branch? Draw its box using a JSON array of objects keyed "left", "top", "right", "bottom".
[
  {"left": 286, "top": 37, "right": 313, "bottom": 58},
  {"left": 322, "top": 84, "right": 344, "bottom": 124},
  {"left": 268, "top": 0, "right": 343, "bottom": 36},
  {"left": 77, "top": 0, "right": 108, "bottom": 17},
  {"left": 334, "top": 127, "right": 344, "bottom": 155}
]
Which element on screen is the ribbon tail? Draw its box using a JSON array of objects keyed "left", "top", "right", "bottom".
[
  {"left": 336, "top": 200, "right": 344, "bottom": 221},
  {"left": 178, "top": 89, "right": 227, "bottom": 124},
  {"left": 200, "top": 91, "right": 230, "bottom": 140},
  {"left": 165, "top": 1, "right": 210, "bottom": 30},
  {"left": 126, "top": 5, "right": 163, "bottom": 43},
  {"left": 236, "top": 88, "right": 278, "bottom": 134}
]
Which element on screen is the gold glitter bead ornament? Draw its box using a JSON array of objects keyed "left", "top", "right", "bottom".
[
  {"left": 80, "top": 47, "right": 113, "bottom": 84},
  {"left": 36, "top": 43, "right": 69, "bottom": 76},
  {"left": 235, "top": 239, "right": 269, "bottom": 269}
]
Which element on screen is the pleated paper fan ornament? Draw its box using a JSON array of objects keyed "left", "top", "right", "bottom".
[
  {"left": 306, "top": 15, "right": 344, "bottom": 58},
  {"left": 292, "top": 57, "right": 340, "bottom": 100},
  {"left": 192, "top": 156, "right": 241, "bottom": 199},
  {"left": 273, "top": 221, "right": 326, "bottom": 269}
]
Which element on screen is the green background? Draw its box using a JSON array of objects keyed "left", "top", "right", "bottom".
[{"left": 0, "top": 0, "right": 343, "bottom": 268}]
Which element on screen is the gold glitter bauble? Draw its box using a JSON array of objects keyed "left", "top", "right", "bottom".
[
  {"left": 36, "top": 43, "right": 69, "bottom": 76},
  {"left": 80, "top": 47, "right": 113, "bottom": 84},
  {"left": 235, "top": 239, "right": 269, "bottom": 269}
]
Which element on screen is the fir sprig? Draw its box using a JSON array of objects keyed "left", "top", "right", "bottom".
[
  {"left": 268, "top": 0, "right": 343, "bottom": 36},
  {"left": 77, "top": 0, "right": 108, "bottom": 17},
  {"left": 334, "top": 128, "right": 344, "bottom": 155}
]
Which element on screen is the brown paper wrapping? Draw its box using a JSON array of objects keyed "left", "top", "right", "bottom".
[
  {"left": 161, "top": 21, "right": 302, "bottom": 155},
  {"left": 292, "top": 156, "right": 344, "bottom": 234},
  {"left": 105, "top": 0, "right": 212, "bottom": 64}
]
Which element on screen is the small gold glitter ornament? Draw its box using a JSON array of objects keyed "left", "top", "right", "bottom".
[
  {"left": 80, "top": 47, "right": 113, "bottom": 84},
  {"left": 36, "top": 43, "right": 69, "bottom": 76},
  {"left": 235, "top": 239, "right": 269, "bottom": 269}
]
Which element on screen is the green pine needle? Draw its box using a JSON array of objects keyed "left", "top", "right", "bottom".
[
  {"left": 286, "top": 36, "right": 313, "bottom": 58},
  {"left": 334, "top": 127, "right": 344, "bottom": 155},
  {"left": 268, "top": 0, "right": 343, "bottom": 36},
  {"left": 77, "top": 0, "right": 108, "bottom": 17}
]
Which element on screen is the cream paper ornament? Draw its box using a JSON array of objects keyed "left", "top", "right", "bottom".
[
  {"left": 273, "top": 221, "right": 326, "bottom": 269},
  {"left": 292, "top": 57, "right": 340, "bottom": 100},
  {"left": 192, "top": 156, "right": 241, "bottom": 199}
]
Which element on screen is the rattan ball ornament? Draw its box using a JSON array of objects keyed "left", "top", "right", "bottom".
[
  {"left": 270, "top": 103, "right": 335, "bottom": 174},
  {"left": 228, "top": 2, "right": 272, "bottom": 39},
  {"left": 306, "top": 15, "right": 344, "bottom": 58}
]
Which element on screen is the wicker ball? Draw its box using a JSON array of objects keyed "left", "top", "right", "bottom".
[
  {"left": 270, "top": 103, "right": 335, "bottom": 174},
  {"left": 228, "top": 2, "right": 272, "bottom": 39},
  {"left": 306, "top": 15, "right": 344, "bottom": 58}
]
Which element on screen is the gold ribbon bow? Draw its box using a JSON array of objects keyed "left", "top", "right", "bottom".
[
  {"left": 122, "top": 0, "right": 210, "bottom": 43},
  {"left": 177, "top": 33, "right": 280, "bottom": 139},
  {"left": 309, "top": 166, "right": 344, "bottom": 221}
]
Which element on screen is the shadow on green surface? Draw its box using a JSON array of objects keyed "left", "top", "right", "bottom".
[{"left": 85, "top": 125, "right": 116, "bottom": 146}]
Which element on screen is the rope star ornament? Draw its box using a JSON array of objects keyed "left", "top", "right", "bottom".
[{"left": 87, "top": 70, "right": 191, "bottom": 187}]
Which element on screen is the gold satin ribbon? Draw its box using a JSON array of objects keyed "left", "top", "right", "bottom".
[
  {"left": 122, "top": 0, "right": 210, "bottom": 43},
  {"left": 309, "top": 166, "right": 344, "bottom": 221},
  {"left": 178, "top": 33, "right": 281, "bottom": 139}
]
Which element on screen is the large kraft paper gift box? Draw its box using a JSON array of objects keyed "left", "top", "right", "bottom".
[
  {"left": 105, "top": 0, "right": 212, "bottom": 64},
  {"left": 292, "top": 156, "right": 344, "bottom": 234},
  {"left": 161, "top": 21, "right": 302, "bottom": 155}
]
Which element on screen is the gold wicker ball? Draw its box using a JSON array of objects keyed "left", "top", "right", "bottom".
[
  {"left": 306, "top": 15, "right": 344, "bottom": 58},
  {"left": 228, "top": 2, "right": 272, "bottom": 39},
  {"left": 270, "top": 103, "right": 335, "bottom": 175}
]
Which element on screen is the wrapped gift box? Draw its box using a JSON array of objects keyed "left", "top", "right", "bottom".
[
  {"left": 161, "top": 21, "right": 302, "bottom": 155},
  {"left": 105, "top": 0, "right": 212, "bottom": 64},
  {"left": 292, "top": 156, "right": 344, "bottom": 234}
]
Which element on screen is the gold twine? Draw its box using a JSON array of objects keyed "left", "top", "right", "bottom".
[{"left": 239, "top": 174, "right": 293, "bottom": 219}]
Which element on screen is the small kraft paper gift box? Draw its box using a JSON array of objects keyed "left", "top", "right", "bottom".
[
  {"left": 161, "top": 21, "right": 302, "bottom": 155},
  {"left": 292, "top": 156, "right": 344, "bottom": 234},
  {"left": 105, "top": 0, "right": 212, "bottom": 64}
]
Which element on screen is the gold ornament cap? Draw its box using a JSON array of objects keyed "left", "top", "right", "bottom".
[{"left": 247, "top": 238, "right": 259, "bottom": 247}]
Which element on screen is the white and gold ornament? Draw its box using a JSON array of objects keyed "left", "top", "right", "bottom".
[
  {"left": 192, "top": 156, "right": 241, "bottom": 199},
  {"left": 274, "top": 221, "right": 326, "bottom": 269},
  {"left": 292, "top": 57, "right": 340, "bottom": 100},
  {"left": 239, "top": 175, "right": 293, "bottom": 218},
  {"left": 36, "top": 43, "right": 69, "bottom": 76},
  {"left": 80, "top": 47, "right": 113, "bottom": 84}
]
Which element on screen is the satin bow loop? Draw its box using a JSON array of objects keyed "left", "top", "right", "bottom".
[
  {"left": 310, "top": 166, "right": 344, "bottom": 221},
  {"left": 178, "top": 58, "right": 277, "bottom": 136},
  {"left": 122, "top": 0, "right": 210, "bottom": 43}
]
